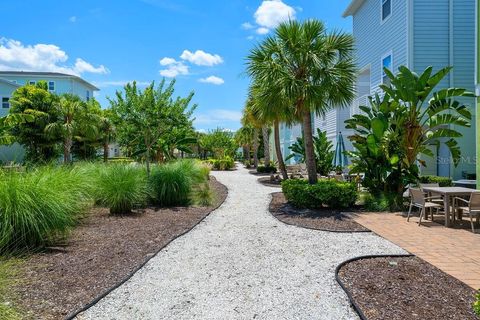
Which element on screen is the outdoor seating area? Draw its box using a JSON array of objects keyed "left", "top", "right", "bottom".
[{"left": 406, "top": 185, "right": 480, "bottom": 233}]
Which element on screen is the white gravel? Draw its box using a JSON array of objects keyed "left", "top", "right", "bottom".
[{"left": 77, "top": 165, "right": 406, "bottom": 320}]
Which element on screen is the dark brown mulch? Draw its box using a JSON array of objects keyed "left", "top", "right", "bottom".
[
  {"left": 248, "top": 169, "right": 270, "bottom": 176},
  {"left": 269, "top": 192, "right": 369, "bottom": 232},
  {"left": 11, "top": 177, "right": 228, "bottom": 320},
  {"left": 338, "top": 256, "right": 479, "bottom": 320},
  {"left": 258, "top": 176, "right": 282, "bottom": 187}
]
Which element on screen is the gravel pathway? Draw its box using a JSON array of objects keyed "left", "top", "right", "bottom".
[{"left": 77, "top": 165, "right": 406, "bottom": 320}]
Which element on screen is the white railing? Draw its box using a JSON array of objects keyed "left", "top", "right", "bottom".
[{"left": 350, "top": 94, "right": 370, "bottom": 118}]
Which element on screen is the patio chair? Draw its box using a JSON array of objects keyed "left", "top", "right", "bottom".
[
  {"left": 419, "top": 183, "right": 443, "bottom": 220},
  {"left": 407, "top": 188, "right": 443, "bottom": 225},
  {"left": 454, "top": 192, "right": 480, "bottom": 233}
]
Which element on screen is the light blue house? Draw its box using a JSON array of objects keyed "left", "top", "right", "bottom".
[
  {"left": 0, "top": 71, "right": 99, "bottom": 162},
  {"left": 343, "top": 0, "right": 476, "bottom": 179}
]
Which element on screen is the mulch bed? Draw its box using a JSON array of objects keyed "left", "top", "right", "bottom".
[
  {"left": 337, "top": 256, "right": 479, "bottom": 320},
  {"left": 248, "top": 170, "right": 270, "bottom": 176},
  {"left": 269, "top": 192, "right": 369, "bottom": 232},
  {"left": 258, "top": 176, "right": 282, "bottom": 187},
  {"left": 11, "top": 177, "right": 228, "bottom": 320}
]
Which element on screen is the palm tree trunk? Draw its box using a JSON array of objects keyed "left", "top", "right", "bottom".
[
  {"left": 103, "top": 142, "right": 109, "bottom": 162},
  {"left": 262, "top": 126, "right": 270, "bottom": 164},
  {"left": 64, "top": 137, "right": 72, "bottom": 164},
  {"left": 253, "top": 128, "right": 259, "bottom": 167},
  {"left": 274, "top": 119, "right": 288, "bottom": 180},
  {"left": 302, "top": 110, "right": 317, "bottom": 184}
]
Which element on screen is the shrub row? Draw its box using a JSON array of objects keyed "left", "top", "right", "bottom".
[
  {"left": 281, "top": 179, "right": 357, "bottom": 209},
  {"left": 0, "top": 160, "right": 212, "bottom": 253},
  {"left": 419, "top": 175, "right": 453, "bottom": 187},
  {"left": 257, "top": 163, "right": 277, "bottom": 174},
  {"left": 206, "top": 156, "right": 234, "bottom": 171}
]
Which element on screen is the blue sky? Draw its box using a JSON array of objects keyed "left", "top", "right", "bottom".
[{"left": 0, "top": 0, "right": 352, "bottom": 131}]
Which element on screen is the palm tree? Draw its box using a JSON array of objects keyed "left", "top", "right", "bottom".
[
  {"left": 242, "top": 102, "right": 263, "bottom": 168},
  {"left": 98, "top": 115, "right": 115, "bottom": 162},
  {"left": 248, "top": 83, "right": 294, "bottom": 181},
  {"left": 234, "top": 125, "right": 254, "bottom": 162},
  {"left": 45, "top": 94, "right": 98, "bottom": 163},
  {"left": 247, "top": 19, "right": 356, "bottom": 184}
]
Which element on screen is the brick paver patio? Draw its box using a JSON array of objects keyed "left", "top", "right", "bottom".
[{"left": 353, "top": 212, "right": 480, "bottom": 290}]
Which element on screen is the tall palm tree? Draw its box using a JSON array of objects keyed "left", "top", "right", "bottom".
[
  {"left": 247, "top": 19, "right": 356, "bottom": 184},
  {"left": 234, "top": 125, "right": 254, "bottom": 162},
  {"left": 45, "top": 94, "right": 98, "bottom": 163},
  {"left": 248, "top": 83, "right": 295, "bottom": 181},
  {"left": 98, "top": 115, "right": 115, "bottom": 162}
]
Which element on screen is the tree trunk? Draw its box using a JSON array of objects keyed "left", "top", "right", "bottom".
[
  {"left": 274, "top": 119, "right": 288, "bottom": 180},
  {"left": 262, "top": 126, "right": 270, "bottom": 165},
  {"left": 103, "top": 142, "right": 109, "bottom": 162},
  {"left": 302, "top": 110, "right": 317, "bottom": 184},
  {"left": 64, "top": 137, "right": 72, "bottom": 164},
  {"left": 145, "top": 146, "right": 151, "bottom": 177},
  {"left": 253, "top": 128, "right": 259, "bottom": 168}
]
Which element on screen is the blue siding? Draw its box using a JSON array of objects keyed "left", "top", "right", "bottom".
[
  {"left": 353, "top": 0, "right": 408, "bottom": 93},
  {"left": 413, "top": 0, "right": 476, "bottom": 179}
]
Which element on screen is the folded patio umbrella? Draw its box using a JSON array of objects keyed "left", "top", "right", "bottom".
[{"left": 333, "top": 132, "right": 348, "bottom": 168}]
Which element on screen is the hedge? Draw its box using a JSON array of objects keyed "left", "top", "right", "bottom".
[
  {"left": 419, "top": 175, "right": 453, "bottom": 187},
  {"left": 281, "top": 178, "right": 357, "bottom": 209}
]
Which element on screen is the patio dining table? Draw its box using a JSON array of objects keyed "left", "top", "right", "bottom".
[{"left": 421, "top": 186, "right": 480, "bottom": 227}]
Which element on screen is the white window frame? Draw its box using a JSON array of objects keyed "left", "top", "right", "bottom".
[
  {"left": 1, "top": 97, "right": 10, "bottom": 109},
  {"left": 48, "top": 81, "right": 55, "bottom": 92},
  {"left": 380, "top": 0, "right": 392, "bottom": 24},
  {"left": 381, "top": 51, "right": 393, "bottom": 84}
]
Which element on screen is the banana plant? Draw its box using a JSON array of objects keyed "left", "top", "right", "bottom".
[{"left": 346, "top": 66, "right": 472, "bottom": 205}]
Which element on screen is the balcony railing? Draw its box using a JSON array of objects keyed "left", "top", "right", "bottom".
[{"left": 350, "top": 94, "right": 370, "bottom": 118}]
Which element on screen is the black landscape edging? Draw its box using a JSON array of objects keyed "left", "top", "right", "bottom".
[
  {"left": 257, "top": 177, "right": 282, "bottom": 188},
  {"left": 268, "top": 192, "right": 372, "bottom": 233},
  {"left": 335, "top": 254, "right": 415, "bottom": 320},
  {"left": 65, "top": 178, "right": 228, "bottom": 320}
]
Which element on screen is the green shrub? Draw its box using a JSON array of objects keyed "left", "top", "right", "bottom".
[
  {"left": 281, "top": 179, "right": 357, "bottom": 209},
  {"left": 95, "top": 164, "right": 147, "bottom": 214},
  {"left": 474, "top": 291, "right": 480, "bottom": 317},
  {"left": 206, "top": 156, "right": 234, "bottom": 171},
  {"left": 149, "top": 163, "right": 192, "bottom": 206},
  {"left": 364, "top": 193, "right": 394, "bottom": 212},
  {"left": 257, "top": 163, "right": 277, "bottom": 174},
  {"left": 107, "top": 157, "right": 135, "bottom": 163},
  {"left": 419, "top": 175, "right": 453, "bottom": 187},
  {"left": 0, "top": 166, "right": 93, "bottom": 253}
]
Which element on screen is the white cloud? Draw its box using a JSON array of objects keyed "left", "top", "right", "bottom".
[
  {"left": 247, "top": 35, "right": 255, "bottom": 40},
  {"left": 199, "top": 76, "right": 224, "bottom": 85},
  {"left": 254, "top": 0, "right": 296, "bottom": 31},
  {"left": 93, "top": 80, "right": 151, "bottom": 88},
  {"left": 73, "top": 58, "right": 108, "bottom": 74},
  {"left": 180, "top": 49, "right": 223, "bottom": 66},
  {"left": 69, "top": 16, "right": 77, "bottom": 23},
  {"left": 241, "top": 22, "right": 254, "bottom": 30},
  {"left": 0, "top": 38, "right": 108, "bottom": 76},
  {"left": 195, "top": 109, "right": 242, "bottom": 125},
  {"left": 158, "top": 57, "right": 189, "bottom": 77},
  {"left": 159, "top": 57, "right": 176, "bottom": 66},
  {"left": 256, "top": 27, "right": 270, "bottom": 35}
]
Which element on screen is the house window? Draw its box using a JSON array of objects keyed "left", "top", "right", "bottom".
[
  {"left": 86, "top": 90, "right": 90, "bottom": 101},
  {"left": 2, "top": 97, "right": 10, "bottom": 109},
  {"left": 48, "top": 81, "right": 55, "bottom": 91},
  {"left": 382, "top": 53, "right": 392, "bottom": 84},
  {"left": 381, "top": 0, "right": 392, "bottom": 21},
  {"left": 29, "top": 81, "right": 36, "bottom": 85}
]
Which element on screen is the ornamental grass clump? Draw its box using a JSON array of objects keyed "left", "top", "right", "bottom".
[
  {"left": 149, "top": 160, "right": 211, "bottom": 207},
  {"left": 149, "top": 163, "right": 192, "bottom": 206},
  {"left": 95, "top": 164, "right": 147, "bottom": 214},
  {"left": 0, "top": 166, "right": 93, "bottom": 253}
]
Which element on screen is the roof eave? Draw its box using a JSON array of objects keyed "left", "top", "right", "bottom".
[{"left": 342, "top": 0, "right": 365, "bottom": 17}]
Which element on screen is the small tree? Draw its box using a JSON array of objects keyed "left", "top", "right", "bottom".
[{"left": 110, "top": 80, "right": 196, "bottom": 175}]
